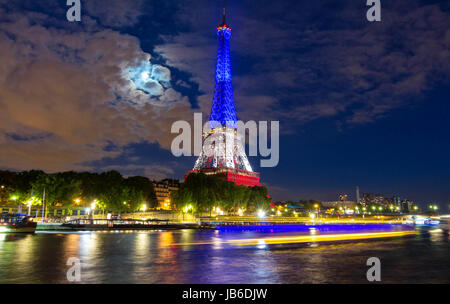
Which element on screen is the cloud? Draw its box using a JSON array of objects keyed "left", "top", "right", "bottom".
[
  {"left": 0, "top": 7, "right": 193, "bottom": 176},
  {"left": 100, "top": 164, "right": 175, "bottom": 181},
  {"left": 155, "top": 0, "right": 450, "bottom": 129},
  {"left": 85, "top": 0, "right": 146, "bottom": 27},
  {"left": 1, "top": 0, "right": 449, "bottom": 182}
]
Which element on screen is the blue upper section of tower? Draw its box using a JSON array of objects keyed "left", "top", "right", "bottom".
[{"left": 209, "top": 10, "right": 238, "bottom": 129}]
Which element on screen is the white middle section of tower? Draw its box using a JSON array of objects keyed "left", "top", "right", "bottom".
[{"left": 193, "top": 127, "right": 253, "bottom": 172}]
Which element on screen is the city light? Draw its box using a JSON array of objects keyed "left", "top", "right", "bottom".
[
  {"left": 214, "top": 207, "right": 224, "bottom": 215},
  {"left": 257, "top": 210, "right": 266, "bottom": 218},
  {"left": 142, "top": 204, "right": 147, "bottom": 212}
]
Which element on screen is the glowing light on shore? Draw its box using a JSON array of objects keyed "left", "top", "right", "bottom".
[{"left": 257, "top": 210, "right": 266, "bottom": 218}]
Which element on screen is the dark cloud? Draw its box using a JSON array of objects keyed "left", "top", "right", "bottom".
[
  {"left": 1, "top": 0, "right": 449, "bottom": 204},
  {"left": 85, "top": 0, "right": 146, "bottom": 27},
  {"left": 156, "top": 0, "right": 450, "bottom": 129},
  {"left": 0, "top": 5, "right": 192, "bottom": 174}
]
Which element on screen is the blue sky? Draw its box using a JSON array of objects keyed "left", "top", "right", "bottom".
[{"left": 0, "top": 0, "right": 449, "bottom": 209}]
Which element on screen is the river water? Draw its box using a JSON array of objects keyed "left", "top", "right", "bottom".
[{"left": 0, "top": 226, "right": 448, "bottom": 283}]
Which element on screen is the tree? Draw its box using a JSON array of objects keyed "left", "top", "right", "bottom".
[
  {"left": 172, "top": 173, "right": 271, "bottom": 214},
  {"left": 31, "top": 173, "right": 82, "bottom": 207}
]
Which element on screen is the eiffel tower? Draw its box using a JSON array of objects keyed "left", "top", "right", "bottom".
[{"left": 185, "top": 7, "right": 261, "bottom": 187}]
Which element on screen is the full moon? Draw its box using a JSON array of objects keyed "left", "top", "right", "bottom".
[{"left": 141, "top": 71, "right": 149, "bottom": 81}]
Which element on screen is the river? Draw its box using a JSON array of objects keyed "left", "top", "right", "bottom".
[{"left": 0, "top": 226, "right": 448, "bottom": 283}]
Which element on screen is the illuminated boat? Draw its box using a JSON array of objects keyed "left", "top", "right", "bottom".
[
  {"left": 0, "top": 214, "right": 37, "bottom": 233},
  {"left": 439, "top": 215, "right": 450, "bottom": 233}
]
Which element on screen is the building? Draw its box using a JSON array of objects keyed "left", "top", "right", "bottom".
[
  {"left": 401, "top": 199, "right": 416, "bottom": 213},
  {"left": 356, "top": 186, "right": 360, "bottom": 205},
  {"left": 360, "top": 193, "right": 416, "bottom": 213},
  {"left": 360, "top": 193, "right": 391, "bottom": 207},
  {"left": 185, "top": 8, "right": 261, "bottom": 188},
  {"left": 153, "top": 179, "right": 180, "bottom": 210},
  {"left": 338, "top": 193, "right": 349, "bottom": 201},
  {"left": 322, "top": 201, "right": 357, "bottom": 210}
]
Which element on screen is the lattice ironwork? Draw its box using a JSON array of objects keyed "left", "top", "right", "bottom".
[
  {"left": 190, "top": 9, "right": 260, "bottom": 187},
  {"left": 209, "top": 24, "right": 237, "bottom": 129}
]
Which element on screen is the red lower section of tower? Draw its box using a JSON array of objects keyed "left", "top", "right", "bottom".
[{"left": 185, "top": 168, "right": 261, "bottom": 187}]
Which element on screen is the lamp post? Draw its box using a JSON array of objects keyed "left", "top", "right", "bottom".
[
  {"left": 41, "top": 188, "right": 45, "bottom": 223},
  {"left": 27, "top": 200, "right": 31, "bottom": 216},
  {"left": 90, "top": 200, "right": 97, "bottom": 219},
  {"left": 314, "top": 204, "right": 319, "bottom": 219},
  {"left": 27, "top": 189, "right": 34, "bottom": 216}
]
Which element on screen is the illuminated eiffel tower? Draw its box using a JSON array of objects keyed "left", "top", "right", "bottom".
[{"left": 185, "top": 7, "right": 260, "bottom": 187}]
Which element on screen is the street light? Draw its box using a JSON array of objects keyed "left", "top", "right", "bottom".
[
  {"left": 314, "top": 204, "right": 319, "bottom": 218},
  {"left": 27, "top": 199, "right": 32, "bottom": 216},
  {"left": 90, "top": 200, "right": 97, "bottom": 218}
]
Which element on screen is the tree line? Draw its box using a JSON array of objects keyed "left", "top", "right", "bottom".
[
  {"left": 0, "top": 170, "right": 157, "bottom": 212},
  {"left": 171, "top": 173, "right": 271, "bottom": 214}
]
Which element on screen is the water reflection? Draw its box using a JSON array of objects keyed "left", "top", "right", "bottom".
[{"left": 0, "top": 227, "right": 448, "bottom": 283}]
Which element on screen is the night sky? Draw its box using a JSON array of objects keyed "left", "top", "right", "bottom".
[{"left": 0, "top": 0, "right": 449, "bottom": 209}]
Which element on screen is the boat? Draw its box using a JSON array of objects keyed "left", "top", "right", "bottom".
[
  {"left": 439, "top": 215, "right": 450, "bottom": 233},
  {"left": 0, "top": 213, "right": 37, "bottom": 233}
]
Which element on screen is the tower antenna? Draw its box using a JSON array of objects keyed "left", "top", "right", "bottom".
[{"left": 221, "top": 1, "right": 227, "bottom": 25}]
